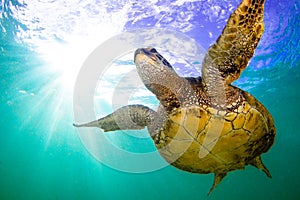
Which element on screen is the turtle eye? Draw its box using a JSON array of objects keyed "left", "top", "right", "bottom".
[
  {"left": 162, "top": 59, "right": 173, "bottom": 69},
  {"left": 150, "top": 48, "right": 157, "bottom": 53},
  {"left": 156, "top": 53, "right": 163, "bottom": 61}
]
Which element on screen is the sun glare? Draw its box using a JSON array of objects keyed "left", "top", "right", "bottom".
[
  {"left": 37, "top": 39, "right": 91, "bottom": 91},
  {"left": 9, "top": 0, "right": 130, "bottom": 150},
  {"left": 28, "top": 29, "right": 125, "bottom": 149}
]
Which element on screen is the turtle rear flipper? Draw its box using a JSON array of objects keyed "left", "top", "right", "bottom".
[
  {"left": 208, "top": 173, "right": 227, "bottom": 195},
  {"left": 73, "top": 105, "right": 157, "bottom": 132},
  {"left": 249, "top": 156, "right": 272, "bottom": 178},
  {"left": 202, "top": 0, "right": 265, "bottom": 87}
]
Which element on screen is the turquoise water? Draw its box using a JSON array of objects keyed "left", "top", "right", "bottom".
[{"left": 1, "top": 0, "right": 299, "bottom": 199}]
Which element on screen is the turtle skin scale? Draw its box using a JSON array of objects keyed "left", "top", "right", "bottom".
[{"left": 74, "top": 0, "right": 276, "bottom": 194}]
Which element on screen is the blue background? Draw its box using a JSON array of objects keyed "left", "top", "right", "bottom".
[{"left": 0, "top": 0, "right": 299, "bottom": 199}]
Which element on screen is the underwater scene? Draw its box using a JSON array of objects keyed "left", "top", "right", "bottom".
[{"left": 0, "top": 0, "right": 299, "bottom": 199}]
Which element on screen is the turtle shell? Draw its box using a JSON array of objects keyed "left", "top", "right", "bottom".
[{"left": 152, "top": 90, "right": 275, "bottom": 175}]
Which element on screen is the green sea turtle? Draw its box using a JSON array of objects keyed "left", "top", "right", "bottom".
[{"left": 74, "top": 0, "right": 275, "bottom": 193}]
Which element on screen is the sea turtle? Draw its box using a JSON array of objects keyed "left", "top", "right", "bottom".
[{"left": 74, "top": 0, "right": 275, "bottom": 193}]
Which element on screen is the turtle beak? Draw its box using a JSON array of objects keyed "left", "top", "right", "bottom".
[
  {"left": 134, "top": 48, "right": 157, "bottom": 62},
  {"left": 134, "top": 48, "right": 143, "bottom": 61}
]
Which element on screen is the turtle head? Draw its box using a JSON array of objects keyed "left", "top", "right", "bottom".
[
  {"left": 134, "top": 48, "right": 174, "bottom": 71},
  {"left": 134, "top": 48, "right": 179, "bottom": 91},
  {"left": 134, "top": 48, "right": 184, "bottom": 107}
]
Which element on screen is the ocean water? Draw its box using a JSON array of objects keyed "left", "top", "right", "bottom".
[{"left": 0, "top": 0, "right": 299, "bottom": 199}]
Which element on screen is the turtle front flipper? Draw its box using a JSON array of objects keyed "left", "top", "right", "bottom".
[
  {"left": 202, "top": 0, "right": 265, "bottom": 87},
  {"left": 73, "top": 105, "right": 157, "bottom": 132}
]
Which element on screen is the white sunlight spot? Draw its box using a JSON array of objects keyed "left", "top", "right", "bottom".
[
  {"left": 10, "top": 0, "right": 129, "bottom": 148},
  {"left": 36, "top": 18, "right": 128, "bottom": 92},
  {"left": 37, "top": 40, "right": 85, "bottom": 91}
]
